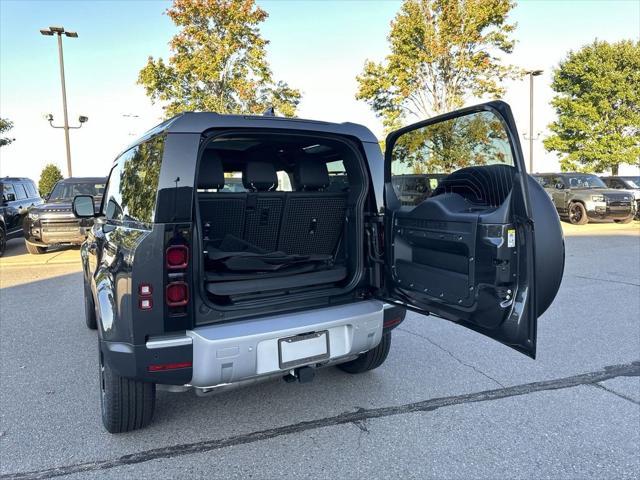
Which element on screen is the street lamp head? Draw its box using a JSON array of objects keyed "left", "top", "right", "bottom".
[
  {"left": 79, "top": 116, "right": 88, "bottom": 124},
  {"left": 49, "top": 26, "right": 65, "bottom": 34},
  {"left": 65, "top": 31, "right": 78, "bottom": 38},
  {"left": 45, "top": 113, "right": 54, "bottom": 122},
  {"left": 40, "top": 28, "right": 54, "bottom": 36},
  {"left": 530, "top": 69, "right": 544, "bottom": 76}
]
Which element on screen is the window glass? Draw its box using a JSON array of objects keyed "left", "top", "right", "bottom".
[
  {"left": 49, "top": 182, "right": 106, "bottom": 201},
  {"left": 1, "top": 183, "right": 15, "bottom": 202},
  {"left": 103, "top": 135, "right": 164, "bottom": 224},
  {"left": 390, "top": 110, "right": 513, "bottom": 206},
  {"left": 14, "top": 183, "right": 28, "bottom": 200},
  {"left": 564, "top": 174, "right": 606, "bottom": 189},
  {"left": 25, "top": 182, "right": 38, "bottom": 197}
]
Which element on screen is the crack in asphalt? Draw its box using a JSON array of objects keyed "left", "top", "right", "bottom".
[
  {"left": 592, "top": 382, "right": 640, "bottom": 406},
  {"left": 2, "top": 361, "right": 638, "bottom": 480},
  {"left": 572, "top": 274, "right": 640, "bottom": 287},
  {"left": 396, "top": 327, "right": 506, "bottom": 388}
]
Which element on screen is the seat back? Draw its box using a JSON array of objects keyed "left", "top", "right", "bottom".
[
  {"left": 278, "top": 158, "right": 347, "bottom": 255},
  {"left": 198, "top": 151, "right": 246, "bottom": 241}
]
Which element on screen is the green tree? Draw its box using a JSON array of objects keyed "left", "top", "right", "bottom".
[
  {"left": 0, "top": 118, "right": 14, "bottom": 147},
  {"left": 138, "top": 0, "right": 301, "bottom": 118},
  {"left": 356, "top": 0, "right": 520, "bottom": 131},
  {"left": 39, "top": 164, "right": 63, "bottom": 197},
  {"left": 544, "top": 40, "right": 640, "bottom": 175}
]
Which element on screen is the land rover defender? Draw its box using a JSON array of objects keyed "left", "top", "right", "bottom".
[{"left": 73, "top": 101, "right": 565, "bottom": 432}]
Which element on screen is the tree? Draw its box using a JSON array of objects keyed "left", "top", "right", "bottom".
[
  {"left": 138, "top": 0, "right": 301, "bottom": 118},
  {"left": 356, "top": 0, "right": 520, "bottom": 131},
  {"left": 544, "top": 40, "right": 640, "bottom": 175},
  {"left": 0, "top": 118, "right": 14, "bottom": 147},
  {"left": 39, "top": 164, "right": 63, "bottom": 197}
]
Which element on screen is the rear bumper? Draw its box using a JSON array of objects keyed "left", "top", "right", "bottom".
[{"left": 185, "top": 300, "right": 384, "bottom": 388}]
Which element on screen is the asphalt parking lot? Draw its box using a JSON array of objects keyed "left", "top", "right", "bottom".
[{"left": 0, "top": 222, "right": 639, "bottom": 479}]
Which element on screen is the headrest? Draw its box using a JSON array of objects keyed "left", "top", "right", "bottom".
[
  {"left": 198, "top": 151, "right": 224, "bottom": 190},
  {"left": 243, "top": 162, "right": 277, "bottom": 192},
  {"left": 294, "top": 158, "right": 329, "bottom": 191}
]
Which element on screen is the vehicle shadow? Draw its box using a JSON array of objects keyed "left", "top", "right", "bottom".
[{"left": 0, "top": 237, "right": 79, "bottom": 259}]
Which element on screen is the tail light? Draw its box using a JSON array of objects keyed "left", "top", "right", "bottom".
[
  {"left": 166, "top": 281, "right": 188, "bottom": 307},
  {"left": 148, "top": 361, "right": 192, "bottom": 372},
  {"left": 166, "top": 245, "right": 189, "bottom": 269}
]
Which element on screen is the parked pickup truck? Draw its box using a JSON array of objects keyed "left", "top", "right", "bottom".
[
  {"left": 72, "top": 101, "right": 564, "bottom": 432},
  {"left": 533, "top": 173, "right": 635, "bottom": 225}
]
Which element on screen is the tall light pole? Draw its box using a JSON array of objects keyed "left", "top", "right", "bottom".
[
  {"left": 525, "top": 69, "right": 544, "bottom": 173},
  {"left": 40, "top": 26, "right": 79, "bottom": 177}
]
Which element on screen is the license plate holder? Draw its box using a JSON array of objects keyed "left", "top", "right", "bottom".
[{"left": 278, "top": 331, "right": 330, "bottom": 369}]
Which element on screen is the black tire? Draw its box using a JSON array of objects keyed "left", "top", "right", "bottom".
[
  {"left": 100, "top": 347, "right": 156, "bottom": 433},
  {"left": 614, "top": 217, "right": 633, "bottom": 224},
  {"left": 84, "top": 279, "right": 98, "bottom": 330},
  {"left": 337, "top": 332, "right": 392, "bottom": 374},
  {"left": 25, "top": 240, "right": 47, "bottom": 255},
  {"left": 0, "top": 226, "right": 6, "bottom": 257},
  {"left": 568, "top": 202, "right": 588, "bottom": 225}
]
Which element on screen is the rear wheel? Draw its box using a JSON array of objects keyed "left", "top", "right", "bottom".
[
  {"left": 568, "top": 202, "right": 588, "bottom": 225},
  {"left": 0, "top": 226, "right": 6, "bottom": 257},
  {"left": 25, "top": 240, "right": 47, "bottom": 255},
  {"left": 337, "top": 332, "right": 392, "bottom": 374},
  {"left": 84, "top": 279, "right": 97, "bottom": 330},
  {"left": 100, "top": 347, "right": 156, "bottom": 433}
]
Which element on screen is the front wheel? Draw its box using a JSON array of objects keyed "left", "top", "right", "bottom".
[
  {"left": 568, "top": 202, "right": 588, "bottom": 225},
  {"left": 100, "top": 348, "right": 156, "bottom": 433},
  {"left": 25, "top": 240, "right": 47, "bottom": 255},
  {"left": 337, "top": 332, "right": 392, "bottom": 374}
]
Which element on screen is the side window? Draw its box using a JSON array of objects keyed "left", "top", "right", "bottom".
[
  {"left": 14, "top": 183, "right": 28, "bottom": 200},
  {"left": 326, "top": 160, "right": 349, "bottom": 192},
  {"left": 551, "top": 176, "right": 564, "bottom": 188},
  {"left": 103, "top": 135, "right": 164, "bottom": 224},
  {"left": 390, "top": 110, "right": 514, "bottom": 207},
  {"left": 25, "top": 182, "right": 38, "bottom": 198},
  {"left": 2, "top": 183, "right": 15, "bottom": 202}
]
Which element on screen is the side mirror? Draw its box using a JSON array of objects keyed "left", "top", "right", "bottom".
[
  {"left": 555, "top": 183, "right": 565, "bottom": 190},
  {"left": 5, "top": 193, "right": 16, "bottom": 202},
  {"left": 44, "top": 192, "right": 50, "bottom": 201},
  {"left": 73, "top": 195, "right": 96, "bottom": 218}
]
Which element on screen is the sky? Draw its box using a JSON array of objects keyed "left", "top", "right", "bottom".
[{"left": 1, "top": 0, "right": 639, "bottom": 182}]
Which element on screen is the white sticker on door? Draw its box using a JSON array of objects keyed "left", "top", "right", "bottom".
[{"left": 507, "top": 229, "right": 516, "bottom": 248}]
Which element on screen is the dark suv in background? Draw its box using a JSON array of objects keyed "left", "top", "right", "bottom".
[
  {"left": 23, "top": 177, "right": 106, "bottom": 254},
  {"left": 533, "top": 173, "right": 635, "bottom": 225},
  {"left": 601, "top": 176, "right": 640, "bottom": 219},
  {"left": 0, "top": 177, "right": 43, "bottom": 256}
]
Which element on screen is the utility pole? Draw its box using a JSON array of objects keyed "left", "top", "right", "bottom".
[
  {"left": 525, "top": 69, "right": 543, "bottom": 173},
  {"left": 40, "top": 26, "right": 81, "bottom": 178}
]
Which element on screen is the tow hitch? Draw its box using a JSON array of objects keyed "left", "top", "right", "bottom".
[{"left": 283, "top": 366, "right": 316, "bottom": 384}]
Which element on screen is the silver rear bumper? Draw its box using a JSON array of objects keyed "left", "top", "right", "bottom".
[{"left": 149, "top": 300, "right": 384, "bottom": 388}]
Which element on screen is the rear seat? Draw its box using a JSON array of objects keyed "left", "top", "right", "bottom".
[
  {"left": 278, "top": 158, "right": 347, "bottom": 255},
  {"left": 242, "top": 161, "right": 284, "bottom": 252},
  {"left": 198, "top": 151, "right": 246, "bottom": 241}
]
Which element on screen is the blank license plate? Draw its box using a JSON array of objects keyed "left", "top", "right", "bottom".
[{"left": 278, "top": 331, "right": 329, "bottom": 369}]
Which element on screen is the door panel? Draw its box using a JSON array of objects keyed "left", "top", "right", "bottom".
[{"left": 382, "top": 101, "right": 545, "bottom": 357}]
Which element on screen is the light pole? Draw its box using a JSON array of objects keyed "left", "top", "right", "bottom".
[
  {"left": 40, "top": 26, "right": 81, "bottom": 177},
  {"left": 525, "top": 69, "right": 543, "bottom": 173}
]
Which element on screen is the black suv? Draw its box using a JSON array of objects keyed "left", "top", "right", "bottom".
[
  {"left": 0, "top": 177, "right": 43, "bottom": 256},
  {"left": 23, "top": 177, "right": 106, "bottom": 254},
  {"left": 533, "top": 173, "right": 635, "bottom": 225},
  {"left": 72, "top": 101, "right": 564, "bottom": 432}
]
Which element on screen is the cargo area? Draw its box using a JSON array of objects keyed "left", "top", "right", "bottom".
[{"left": 195, "top": 131, "right": 368, "bottom": 307}]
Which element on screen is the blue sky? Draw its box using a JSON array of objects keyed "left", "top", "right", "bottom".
[{"left": 1, "top": 0, "right": 639, "bottom": 180}]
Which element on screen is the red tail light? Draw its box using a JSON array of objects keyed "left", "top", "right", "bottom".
[
  {"left": 166, "top": 245, "right": 189, "bottom": 269},
  {"left": 166, "top": 281, "right": 189, "bottom": 307}
]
